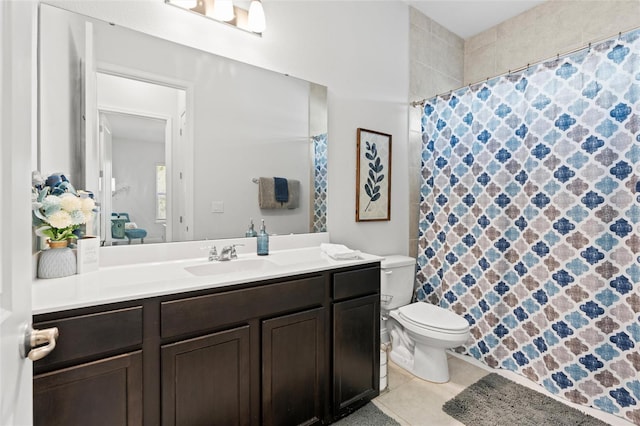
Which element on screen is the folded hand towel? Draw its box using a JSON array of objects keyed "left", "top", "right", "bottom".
[
  {"left": 320, "top": 243, "right": 362, "bottom": 260},
  {"left": 274, "top": 177, "right": 289, "bottom": 203},
  {"left": 125, "top": 222, "right": 138, "bottom": 229},
  {"left": 259, "top": 177, "right": 300, "bottom": 209}
]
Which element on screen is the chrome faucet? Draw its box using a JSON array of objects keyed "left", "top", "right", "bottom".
[
  {"left": 218, "top": 244, "right": 243, "bottom": 261},
  {"left": 208, "top": 246, "right": 218, "bottom": 261}
]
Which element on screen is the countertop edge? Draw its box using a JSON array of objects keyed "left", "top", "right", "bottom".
[{"left": 33, "top": 249, "right": 384, "bottom": 315}]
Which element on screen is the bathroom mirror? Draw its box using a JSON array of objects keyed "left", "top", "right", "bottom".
[{"left": 38, "top": 4, "right": 328, "bottom": 245}]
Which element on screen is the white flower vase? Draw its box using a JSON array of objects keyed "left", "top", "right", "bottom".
[{"left": 38, "top": 240, "right": 77, "bottom": 279}]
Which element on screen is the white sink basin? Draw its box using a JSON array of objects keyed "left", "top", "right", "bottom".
[{"left": 184, "top": 258, "right": 277, "bottom": 276}]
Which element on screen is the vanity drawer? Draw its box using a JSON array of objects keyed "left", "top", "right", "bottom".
[
  {"left": 332, "top": 266, "right": 380, "bottom": 301},
  {"left": 33, "top": 306, "right": 143, "bottom": 372},
  {"left": 161, "top": 275, "right": 326, "bottom": 339}
]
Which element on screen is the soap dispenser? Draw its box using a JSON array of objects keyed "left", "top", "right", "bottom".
[
  {"left": 257, "top": 219, "right": 269, "bottom": 256},
  {"left": 245, "top": 218, "right": 257, "bottom": 237}
]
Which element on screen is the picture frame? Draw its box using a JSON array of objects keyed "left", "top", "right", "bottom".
[{"left": 356, "top": 128, "right": 392, "bottom": 221}]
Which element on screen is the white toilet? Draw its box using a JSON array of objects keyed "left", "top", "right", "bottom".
[{"left": 381, "top": 255, "right": 470, "bottom": 383}]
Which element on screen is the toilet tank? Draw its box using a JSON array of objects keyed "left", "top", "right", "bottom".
[{"left": 380, "top": 255, "right": 416, "bottom": 311}]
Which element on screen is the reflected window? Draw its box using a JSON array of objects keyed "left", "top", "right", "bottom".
[{"left": 156, "top": 164, "right": 166, "bottom": 221}]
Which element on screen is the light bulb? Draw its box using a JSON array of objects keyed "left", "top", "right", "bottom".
[
  {"left": 248, "top": 0, "right": 266, "bottom": 33},
  {"left": 212, "top": 0, "right": 235, "bottom": 22}
]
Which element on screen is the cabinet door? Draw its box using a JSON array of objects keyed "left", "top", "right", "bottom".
[
  {"left": 262, "top": 308, "right": 325, "bottom": 426},
  {"left": 161, "top": 326, "right": 251, "bottom": 426},
  {"left": 333, "top": 294, "right": 380, "bottom": 417},
  {"left": 33, "top": 351, "right": 143, "bottom": 426}
]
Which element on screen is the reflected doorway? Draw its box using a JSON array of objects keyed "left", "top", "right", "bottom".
[
  {"left": 96, "top": 73, "right": 189, "bottom": 245},
  {"left": 100, "top": 112, "right": 167, "bottom": 245}
]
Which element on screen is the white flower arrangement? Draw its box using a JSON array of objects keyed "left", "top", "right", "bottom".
[{"left": 32, "top": 172, "right": 96, "bottom": 242}]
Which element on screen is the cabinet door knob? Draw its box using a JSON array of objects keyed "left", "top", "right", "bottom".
[{"left": 22, "top": 326, "right": 59, "bottom": 361}]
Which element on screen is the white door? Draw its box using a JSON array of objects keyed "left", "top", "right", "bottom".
[
  {"left": 98, "top": 113, "right": 114, "bottom": 245},
  {"left": 1, "top": 1, "right": 36, "bottom": 424},
  {"left": 175, "top": 109, "right": 189, "bottom": 242}
]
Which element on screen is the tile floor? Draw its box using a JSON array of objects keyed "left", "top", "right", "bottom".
[{"left": 373, "top": 352, "right": 631, "bottom": 426}]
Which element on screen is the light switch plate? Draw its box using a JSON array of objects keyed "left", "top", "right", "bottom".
[{"left": 211, "top": 201, "right": 224, "bottom": 213}]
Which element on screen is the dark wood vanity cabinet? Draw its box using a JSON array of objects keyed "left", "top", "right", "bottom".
[
  {"left": 32, "top": 306, "right": 144, "bottom": 426},
  {"left": 33, "top": 263, "right": 380, "bottom": 426},
  {"left": 332, "top": 267, "right": 381, "bottom": 419},
  {"left": 161, "top": 326, "right": 251, "bottom": 426},
  {"left": 262, "top": 307, "right": 325, "bottom": 426},
  {"left": 34, "top": 351, "right": 143, "bottom": 426}
]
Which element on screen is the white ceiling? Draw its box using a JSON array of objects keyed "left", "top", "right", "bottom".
[
  {"left": 406, "top": 0, "right": 546, "bottom": 39},
  {"left": 104, "top": 112, "right": 166, "bottom": 145}
]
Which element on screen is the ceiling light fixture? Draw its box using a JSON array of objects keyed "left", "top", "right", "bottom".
[
  {"left": 248, "top": 0, "right": 266, "bottom": 33},
  {"left": 211, "top": 0, "right": 235, "bottom": 22},
  {"left": 173, "top": 0, "right": 198, "bottom": 9}
]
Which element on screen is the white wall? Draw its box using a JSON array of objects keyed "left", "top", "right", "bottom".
[{"left": 43, "top": 0, "right": 411, "bottom": 256}]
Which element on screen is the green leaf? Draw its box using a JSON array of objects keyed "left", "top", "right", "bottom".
[
  {"left": 364, "top": 185, "right": 372, "bottom": 197},
  {"left": 376, "top": 174, "right": 384, "bottom": 183},
  {"left": 371, "top": 193, "right": 381, "bottom": 202}
]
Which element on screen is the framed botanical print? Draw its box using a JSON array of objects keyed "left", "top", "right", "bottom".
[{"left": 356, "top": 128, "right": 392, "bottom": 221}]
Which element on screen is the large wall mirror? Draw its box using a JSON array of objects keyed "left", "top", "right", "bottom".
[{"left": 38, "top": 4, "right": 328, "bottom": 246}]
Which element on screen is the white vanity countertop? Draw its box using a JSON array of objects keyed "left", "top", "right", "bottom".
[{"left": 32, "top": 247, "right": 383, "bottom": 315}]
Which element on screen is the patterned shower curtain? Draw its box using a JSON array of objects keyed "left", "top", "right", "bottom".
[
  {"left": 312, "top": 133, "right": 328, "bottom": 233},
  {"left": 417, "top": 29, "right": 640, "bottom": 424}
]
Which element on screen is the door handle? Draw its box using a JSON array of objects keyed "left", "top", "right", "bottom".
[{"left": 21, "top": 325, "right": 59, "bottom": 361}]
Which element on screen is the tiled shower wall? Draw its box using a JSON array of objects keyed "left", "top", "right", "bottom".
[
  {"left": 409, "top": 0, "right": 640, "bottom": 258},
  {"left": 464, "top": 0, "right": 640, "bottom": 86},
  {"left": 408, "top": 7, "right": 464, "bottom": 258}
]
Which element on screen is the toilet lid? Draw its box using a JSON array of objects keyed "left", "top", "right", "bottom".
[{"left": 398, "top": 303, "right": 469, "bottom": 333}]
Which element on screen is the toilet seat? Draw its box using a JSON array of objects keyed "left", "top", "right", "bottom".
[{"left": 397, "top": 303, "right": 469, "bottom": 334}]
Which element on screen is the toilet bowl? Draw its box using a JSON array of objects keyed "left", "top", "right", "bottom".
[
  {"left": 380, "top": 255, "right": 470, "bottom": 383},
  {"left": 388, "top": 302, "right": 469, "bottom": 383}
]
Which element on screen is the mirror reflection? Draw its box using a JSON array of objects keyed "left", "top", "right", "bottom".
[
  {"left": 101, "top": 110, "right": 169, "bottom": 244},
  {"left": 38, "top": 4, "right": 328, "bottom": 246}
]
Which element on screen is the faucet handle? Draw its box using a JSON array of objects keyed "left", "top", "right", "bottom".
[
  {"left": 230, "top": 244, "right": 244, "bottom": 259},
  {"left": 202, "top": 245, "right": 218, "bottom": 260}
]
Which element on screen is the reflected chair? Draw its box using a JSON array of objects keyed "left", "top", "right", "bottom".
[{"left": 111, "top": 212, "right": 147, "bottom": 244}]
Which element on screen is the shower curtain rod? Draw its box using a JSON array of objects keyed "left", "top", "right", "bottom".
[{"left": 410, "top": 23, "right": 640, "bottom": 108}]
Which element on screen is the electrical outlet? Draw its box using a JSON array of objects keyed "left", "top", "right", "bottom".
[{"left": 211, "top": 201, "right": 224, "bottom": 213}]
